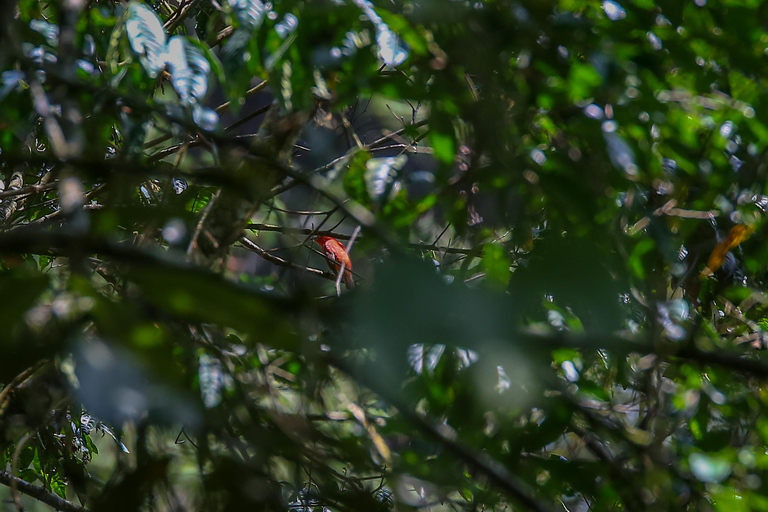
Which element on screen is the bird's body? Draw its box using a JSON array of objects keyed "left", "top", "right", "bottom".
[{"left": 315, "top": 236, "right": 354, "bottom": 289}]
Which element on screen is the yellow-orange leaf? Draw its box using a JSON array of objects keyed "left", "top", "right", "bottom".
[{"left": 700, "top": 224, "right": 755, "bottom": 278}]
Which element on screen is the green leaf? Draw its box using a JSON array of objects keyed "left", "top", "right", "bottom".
[
  {"left": 429, "top": 130, "right": 455, "bottom": 164},
  {"left": 509, "top": 234, "right": 628, "bottom": 334},
  {"left": 84, "top": 434, "right": 99, "bottom": 456},
  {"left": 481, "top": 243, "right": 511, "bottom": 287},
  {"left": 567, "top": 62, "right": 603, "bottom": 102},
  {"left": 0, "top": 270, "right": 49, "bottom": 333},
  {"left": 50, "top": 475, "right": 67, "bottom": 499},
  {"left": 343, "top": 149, "right": 373, "bottom": 206},
  {"left": 376, "top": 10, "right": 428, "bottom": 55},
  {"left": 628, "top": 238, "right": 655, "bottom": 279}
]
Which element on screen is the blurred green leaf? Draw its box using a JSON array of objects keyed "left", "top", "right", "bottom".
[
  {"left": 481, "top": 243, "right": 511, "bottom": 287},
  {"left": 129, "top": 265, "right": 298, "bottom": 349}
]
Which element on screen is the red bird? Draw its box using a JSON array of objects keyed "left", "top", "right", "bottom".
[{"left": 315, "top": 236, "right": 354, "bottom": 289}]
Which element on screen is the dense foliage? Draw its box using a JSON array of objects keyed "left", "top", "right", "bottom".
[{"left": 3, "top": 0, "right": 768, "bottom": 510}]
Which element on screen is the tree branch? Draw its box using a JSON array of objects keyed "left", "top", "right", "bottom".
[
  {"left": 0, "top": 182, "right": 57, "bottom": 201},
  {"left": 330, "top": 355, "right": 553, "bottom": 512},
  {"left": 0, "top": 470, "right": 88, "bottom": 512},
  {"left": 0, "top": 170, "right": 25, "bottom": 224},
  {"left": 164, "top": 0, "right": 202, "bottom": 34}
]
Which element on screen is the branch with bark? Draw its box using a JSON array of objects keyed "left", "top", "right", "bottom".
[{"left": 0, "top": 470, "right": 88, "bottom": 512}]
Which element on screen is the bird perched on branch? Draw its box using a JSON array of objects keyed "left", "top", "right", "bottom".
[{"left": 315, "top": 236, "right": 354, "bottom": 289}]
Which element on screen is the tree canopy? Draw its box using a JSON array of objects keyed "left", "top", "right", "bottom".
[{"left": 2, "top": 0, "right": 768, "bottom": 510}]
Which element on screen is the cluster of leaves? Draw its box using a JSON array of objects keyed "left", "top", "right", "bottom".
[{"left": 4, "top": 0, "right": 768, "bottom": 511}]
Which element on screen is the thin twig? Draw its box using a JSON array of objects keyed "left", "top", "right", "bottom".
[
  {"left": 147, "top": 105, "right": 271, "bottom": 163},
  {"left": 214, "top": 25, "right": 234, "bottom": 46},
  {"left": 245, "top": 223, "right": 473, "bottom": 254},
  {"left": 225, "top": 104, "right": 271, "bottom": 133},
  {"left": 215, "top": 80, "right": 269, "bottom": 114},
  {"left": 310, "top": 120, "right": 428, "bottom": 175},
  {"left": 239, "top": 236, "right": 335, "bottom": 282},
  {"left": 335, "top": 225, "right": 360, "bottom": 295},
  {"left": 0, "top": 364, "right": 42, "bottom": 415},
  {"left": 26, "top": 184, "right": 106, "bottom": 226},
  {"left": 144, "top": 80, "right": 269, "bottom": 150},
  {"left": 11, "top": 432, "right": 35, "bottom": 511},
  {"left": 187, "top": 190, "right": 217, "bottom": 256},
  {"left": 262, "top": 203, "right": 336, "bottom": 216}
]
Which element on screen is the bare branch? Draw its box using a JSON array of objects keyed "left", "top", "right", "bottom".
[
  {"left": 239, "top": 236, "right": 336, "bottom": 282},
  {"left": 215, "top": 81, "right": 269, "bottom": 114},
  {"left": 245, "top": 223, "right": 473, "bottom": 254},
  {"left": 335, "top": 225, "right": 361, "bottom": 295}
]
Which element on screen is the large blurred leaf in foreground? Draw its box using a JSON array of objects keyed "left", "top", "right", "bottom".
[
  {"left": 73, "top": 338, "right": 200, "bottom": 427},
  {"left": 128, "top": 265, "right": 301, "bottom": 349},
  {"left": 0, "top": 270, "right": 62, "bottom": 380},
  {"left": 343, "top": 258, "right": 514, "bottom": 348},
  {"left": 509, "top": 234, "right": 628, "bottom": 333},
  {"left": 337, "top": 258, "right": 547, "bottom": 399}
]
